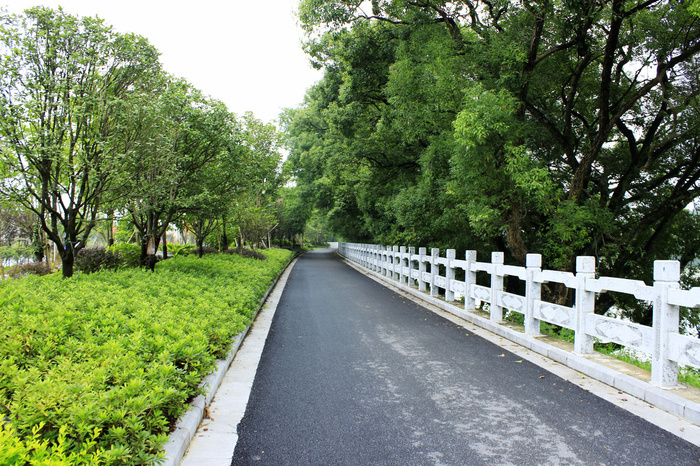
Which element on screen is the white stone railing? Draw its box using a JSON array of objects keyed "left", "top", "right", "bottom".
[{"left": 338, "top": 242, "right": 700, "bottom": 388}]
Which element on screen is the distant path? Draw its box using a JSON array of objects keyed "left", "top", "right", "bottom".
[{"left": 232, "top": 249, "right": 700, "bottom": 465}]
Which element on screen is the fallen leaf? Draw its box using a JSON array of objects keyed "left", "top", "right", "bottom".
[
  {"left": 498, "top": 354, "right": 505, "bottom": 357},
  {"left": 515, "top": 360, "right": 522, "bottom": 363},
  {"left": 539, "top": 376, "right": 545, "bottom": 379}
]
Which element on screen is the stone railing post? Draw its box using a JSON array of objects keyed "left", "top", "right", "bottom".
[
  {"left": 393, "top": 246, "right": 398, "bottom": 280},
  {"left": 386, "top": 246, "right": 392, "bottom": 277},
  {"left": 399, "top": 246, "right": 407, "bottom": 284},
  {"left": 652, "top": 260, "right": 681, "bottom": 387},
  {"left": 408, "top": 247, "right": 416, "bottom": 286},
  {"left": 446, "top": 249, "right": 456, "bottom": 302},
  {"left": 465, "top": 250, "right": 477, "bottom": 311},
  {"left": 430, "top": 248, "right": 439, "bottom": 297},
  {"left": 574, "top": 256, "right": 596, "bottom": 354},
  {"left": 418, "top": 247, "right": 427, "bottom": 292},
  {"left": 524, "top": 253, "right": 541, "bottom": 335},
  {"left": 490, "top": 252, "right": 504, "bottom": 322}
]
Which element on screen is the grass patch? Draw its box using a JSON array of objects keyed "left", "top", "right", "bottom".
[{"left": 0, "top": 248, "right": 293, "bottom": 465}]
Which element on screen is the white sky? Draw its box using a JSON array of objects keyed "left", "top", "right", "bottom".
[{"left": 0, "top": 1, "right": 323, "bottom": 125}]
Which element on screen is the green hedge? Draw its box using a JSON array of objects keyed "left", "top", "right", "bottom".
[{"left": 0, "top": 248, "right": 293, "bottom": 465}]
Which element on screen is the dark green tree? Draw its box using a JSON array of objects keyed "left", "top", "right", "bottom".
[{"left": 0, "top": 7, "right": 160, "bottom": 277}]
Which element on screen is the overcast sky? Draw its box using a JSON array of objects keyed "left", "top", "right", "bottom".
[{"left": 1, "top": 1, "right": 324, "bottom": 124}]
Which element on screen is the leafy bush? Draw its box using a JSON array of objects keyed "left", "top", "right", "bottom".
[
  {"left": 106, "top": 243, "right": 141, "bottom": 268},
  {"left": 0, "top": 246, "right": 19, "bottom": 264},
  {"left": 166, "top": 243, "right": 195, "bottom": 258},
  {"left": 75, "top": 248, "right": 122, "bottom": 274},
  {"left": 223, "top": 247, "right": 267, "bottom": 260},
  {"left": 198, "top": 246, "right": 219, "bottom": 256},
  {"left": 7, "top": 261, "right": 52, "bottom": 278},
  {"left": 0, "top": 248, "right": 293, "bottom": 464}
]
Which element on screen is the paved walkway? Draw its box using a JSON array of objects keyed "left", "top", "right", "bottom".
[{"left": 183, "top": 248, "right": 700, "bottom": 465}]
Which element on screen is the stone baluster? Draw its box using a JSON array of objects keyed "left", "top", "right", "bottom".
[
  {"left": 652, "top": 260, "right": 681, "bottom": 387},
  {"left": 574, "top": 256, "right": 596, "bottom": 353},
  {"left": 430, "top": 248, "right": 440, "bottom": 297},
  {"left": 465, "top": 250, "right": 477, "bottom": 311},
  {"left": 490, "top": 252, "right": 504, "bottom": 322},
  {"left": 446, "top": 249, "right": 456, "bottom": 302},
  {"left": 524, "top": 253, "right": 542, "bottom": 335},
  {"left": 418, "top": 247, "right": 427, "bottom": 292},
  {"left": 399, "top": 246, "right": 407, "bottom": 284}
]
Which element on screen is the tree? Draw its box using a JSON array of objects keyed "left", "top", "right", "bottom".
[
  {"left": 292, "top": 0, "right": 700, "bottom": 319},
  {"left": 0, "top": 7, "right": 160, "bottom": 277},
  {"left": 271, "top": 185, "right": 313, "bottom": 246},
  {"left": 123, "top": 78, "right": 240, "bottom": 264},
  {"left": 230, "top": 113, "right": 285, "bottom": 249}
]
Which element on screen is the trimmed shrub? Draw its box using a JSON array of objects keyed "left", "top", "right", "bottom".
[
  {"left": 7, "top": 261, "right": 52, "bottom": 278},
  {"left": 198, "top": 246, "right": 219, "bottom": 256},
  {"left": 107, "top": 243, "right": 141, "bottom": 268},
  {"left": 0, "top": 248, "right": 294, "bottom": 464},
  {"left": 75, "top": 248, "right": 122, "bottom": 274},
  {"left": 166, "top": 243, "right": 195, "bottom": 258},
  {"left": 223, "top": 247, "right": 267, "bottom": 260}
]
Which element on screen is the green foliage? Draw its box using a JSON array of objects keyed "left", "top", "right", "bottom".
[
  {"left": 106, "top": 243, "right": 141, "bottom": 269},
  {"left": 75, "top": 248, "right": 122, "bottom": 274},
  {"left": 290, "top": 0, "right": 700, "bottom": 323},
  {"left": 0, "top": 248, "right": 293, "bottom": 464},
  {"left": 7, "top": 262, "right": 53, "bottom": 279},
  {"left": 165, "top": 243, "right": 195, "bottom": 258},
  {"left": 0, "top": 7, "right": 161, "bottom": 278},
  {"left": 0, "top": 422, "right": 103, "bottom": 465}
]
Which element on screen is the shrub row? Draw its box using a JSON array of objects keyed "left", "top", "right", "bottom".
[{"left": 0, "top": 248, "right": 293, "bottom": 465}]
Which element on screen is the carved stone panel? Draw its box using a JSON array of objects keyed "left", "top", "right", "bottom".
[
  {"left": 451, "top": 281, "right": 465, "bottom": 294},
  {"left": 499, "top": 292, "right": 525, "bottom": 313},
  {"left": 668, "top": 334, "right": 700, "bottom": 369},
  {"left": 586, "top": 314, "right": 653, "bottom": 353},
  {"left": 534, "top": 301, "right": 574, "bottom": 329},
  {"left": 435, "top": 276, "right": 447, "bottom": 289},
  {"left": 472, "top": 285, "right": 491, "bottom": 303}
]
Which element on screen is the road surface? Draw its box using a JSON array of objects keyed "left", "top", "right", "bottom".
[{"left": 232, "top": 249, "right": 700, "bottom": 465}]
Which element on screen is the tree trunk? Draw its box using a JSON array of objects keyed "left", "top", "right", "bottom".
[
  {"left": 140, "top": 236, "right": 149, "bottom": 265},
  {"left": 197, "top": 238, "right": 204, "bottom": 258},
  {"left": 107, "top": 218, "right": 114, "bottom": 246},
  {"left": 32, "top": 226, "right": 45, "bottom": 263},
  {"left": 196, "top": 222, "right": 204, "bottom": 258},
  {"left": 505, "top": 199, "right": 528, "bottom": 265},
  {"left": 60, "top": 248, "right": 75, "bottom": 278},
  {"left": 221, "top": 216, "right": 229, "bottom": 251},
  {"left": 162, "top": 233, "right": 168, "bottom": 259}
]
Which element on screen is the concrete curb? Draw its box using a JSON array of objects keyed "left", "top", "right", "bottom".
[
  {"left": 161, "top": 251, "right": 301, "bottom": 466},
  {"left": 339, "top": 253, "right": 700, "bottom": 428}
]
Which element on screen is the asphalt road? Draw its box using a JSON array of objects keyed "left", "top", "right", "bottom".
[{"left": 232, "top": 249, "right": 700, "bottom": 465}]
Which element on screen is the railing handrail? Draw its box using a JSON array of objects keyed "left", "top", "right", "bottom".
[{"left": 338, "top": 242, "right": 698, "bottom": 388}]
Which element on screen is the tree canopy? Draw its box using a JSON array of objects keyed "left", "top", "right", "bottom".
[
  {"left": 288, "top": 0, "right": 700, "bottom": 319},
  {"left": 0, "top": 7, "right": 286, "bottom": 276}
]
